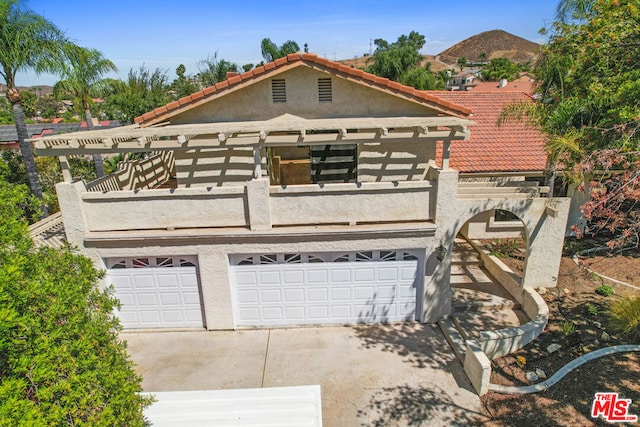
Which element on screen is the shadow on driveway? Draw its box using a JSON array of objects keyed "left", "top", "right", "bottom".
[{"left": 123, "top": 323, "right": 487, "bottom": 426}]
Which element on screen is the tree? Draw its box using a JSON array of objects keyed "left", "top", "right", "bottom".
[
  {"left": 555, "top": 0, "right": 596, "bottom": 22},
  {"left": 481, "top": 58, "right": 519, "bottom": 81},
  {"left": 34, "top": 94, "right": 60, "bottom": 118},
  {"left": 0, "top": 180, "right": 152, "bottom": 425},
  {"left": 0, "top": 0, "right": 72, "bottom": 216},
  {"left": 367, "top": 31, "right": 425, "bottom": 82},
  {"left": 260, "top": 38, "right": 300, "bottom": 62},
  {"left": 457, "top": 57, "right": 467, "bottom": 72},
  {"left": 19, "top": 90, "right": 37, "bottom": 118},
  {"left": 501, "top": 0, "right": 640, "bottom": 247},
  {"left": 101, "top": 66, "right": 172, "bottom": 124},
  {"left": 399, "top": 63, "right": 444, "bottom": 90},
  {"left": 170, "top": 63, "right": 198, "bottom": 99},
  {"left": 56, "top": 46, "right": 117, "bottom": 177},
  {"left": 197, "top": 53, "right": 239, "bottom": 88}
]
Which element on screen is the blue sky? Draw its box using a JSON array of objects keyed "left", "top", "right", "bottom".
[{"left": 19, "top": 0, "right": 558, "bottom": 87}]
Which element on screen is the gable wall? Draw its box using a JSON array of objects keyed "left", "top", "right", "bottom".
[{"left": 171, "top": 66, "right": 440, "bottom": 123}]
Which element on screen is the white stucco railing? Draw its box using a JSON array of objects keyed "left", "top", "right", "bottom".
[
  {"left": 269, "top": 181, "right": 434, "bottom": 226},
  {"left": 81, "top": 186, "right": 249, "bottom": 231},
  {"left": 74, "top": 179, "right": 435, "bottom": 233}
]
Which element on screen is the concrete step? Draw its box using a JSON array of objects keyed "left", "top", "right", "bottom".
[
  {"left": 438, "top": 317, "right": 466, "bottom": 364},
  {"left": 452, "top": 309, "right": 530, "bottom": 340},
  {"left": 452, "top": 287, "right": 521, "bottom": 312},
  {"left": 450, "top": 264, "right": 492, "bottom": 285}
]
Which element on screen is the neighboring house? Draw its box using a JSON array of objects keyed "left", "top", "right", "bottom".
[
  {"left": 33, "top": 53, "right": 569, "bottom": 331},
  {"left": 445, "top": 72, "right": 479, "bottom": 91},
  {"left": 0, "top": 121, "right": 121, "bottom": 150}
]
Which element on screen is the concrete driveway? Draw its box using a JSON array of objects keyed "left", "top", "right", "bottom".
[{"left": 123, "top": 323, "right": 486, "bottom": 426}]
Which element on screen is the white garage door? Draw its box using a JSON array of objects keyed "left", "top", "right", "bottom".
[
  {"left": 105, "top": 256, "right": 204, "bottom": 329},
  {"left": 230, "top": 251, "right": 420, "bottom": 327}
]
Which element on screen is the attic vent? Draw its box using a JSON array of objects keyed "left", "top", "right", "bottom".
[
  {"left": 318, "top": 78, "right": 332, "bottom": 102},
  {"left": 271, "top": 79, "right": 286, "bottom": 103}
]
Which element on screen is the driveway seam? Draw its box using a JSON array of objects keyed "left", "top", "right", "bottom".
[{"left": 261, "top": 329, "right": 271, "bottom": 388}]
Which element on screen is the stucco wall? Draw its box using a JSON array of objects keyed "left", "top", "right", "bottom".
[
  {"left": 269, "top": 181, "right": 433, "bottom": 226},
  {"left": 80, "top": 187, "right": 249, "bottom": 231},
  {"left": 175, "top": 147, "right": 263, "bottom": 188},
  {"left": 459, "top": 210, "right": 525, "bottom": 240},
  {"left": 171, "top": 66, "right": 440, "bottom": 124},
  {"left": 429, "top": 167, "right": 570, "bottom": 290},
  {"left": 357, "top": 141, "right": 436, "bottom": 182}
]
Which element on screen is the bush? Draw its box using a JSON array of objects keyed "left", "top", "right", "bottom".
[
  {"left": 0, "top": 181, "right": 152, "bottom": 425},
  {"left": 595, "top": 285, "right": 615, "bottom": 297},
  {"left": 608, "top": 296, "right": 640, "bottom": 342}
]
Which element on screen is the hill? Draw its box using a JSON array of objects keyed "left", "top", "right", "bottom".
[
  {"left": 337, "top": 29, "right": 540, "bottom": 72},
  {"left": 437, "top": 29, "right": 540, "bottom": 64}
]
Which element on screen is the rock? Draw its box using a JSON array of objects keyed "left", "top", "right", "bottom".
[
  {"left": 535, "top": 368, "right": 547, "bottom": 380},
  {"left": 563, "top": 288, "right": 571, "bottom": 295},
  {"left": 547, "top": 343, "right": 562, "bottom": 353},
  {"left": 537, "top": 287, "right": 547, "bottom": 295},
  {"left": 593, "top": 321, "right": 602, "bottom": 328},
  {"left": 601, "top": 331, "right": 611, "bottom": 342},
  {"left": 526, "top": 371, "right": 539, "bottom": 382},
  {"left": 594, "top": 339, "right": 600, "bottom": 346}
]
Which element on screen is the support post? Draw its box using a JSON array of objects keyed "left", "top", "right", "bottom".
[
  {"left": 442, "top": 139, "right": 451, "bottom": 169},
  {"left": 59, "top": 156, "right": 73, "bottom": 182},
  {"left": 253, "top": 145, "right": 262, "bottom": 179}
]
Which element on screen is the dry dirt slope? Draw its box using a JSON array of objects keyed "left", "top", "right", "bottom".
[{"left": 438, "top": 29, "right": 540, "bottom": 64}]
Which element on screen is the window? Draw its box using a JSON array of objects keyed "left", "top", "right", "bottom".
[
  {"left": 318, "top": 78, "right": 332, "bottom": 102},
  {"left": 271, "top": 79, "right": 286, "bottom": 103}
]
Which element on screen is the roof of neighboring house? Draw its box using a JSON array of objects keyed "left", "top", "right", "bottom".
[
  {"left": 0, "top": 121, "right": 121, "bottom": 148},
  {"left": 431, "top": 91, "right": 547, "bottom": 173},
  {"left": 134, "top": 53, "right": 472, "bottom": 127},
  {"left": 469, "top": 80, "right": 536, "bottom": 95}
]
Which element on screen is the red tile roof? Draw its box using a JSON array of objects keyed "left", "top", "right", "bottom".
[
  {"left": 469, "top": 80, "right": 536, "bottom": 95},
  {"left": 431, "top": 91, "right": 547, "bottom": 173},
  {"left": 134, "top": 53, "right": 472, "bottom": 126}
]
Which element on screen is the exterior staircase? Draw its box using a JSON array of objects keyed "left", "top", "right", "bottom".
[{"left": 439, "top": 238, "right": 528, "bottom": 363}]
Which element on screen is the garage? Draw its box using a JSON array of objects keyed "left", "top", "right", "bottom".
[
  {"left": 105, "top": 256, "right": 204, "bottom": 329},
  {"left": 230, "top": 250, "right": 420, "bottom": 327}
]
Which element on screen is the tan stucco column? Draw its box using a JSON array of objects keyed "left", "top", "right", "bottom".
[
  {"left": 55, "top": 180, "right": 89, "bottom": 247},
  {"left": 246, "top": 178, "right": 272, "bottom": 231},
  {"left": 422, "top": 166, "right": 459, "bottom": 321}
]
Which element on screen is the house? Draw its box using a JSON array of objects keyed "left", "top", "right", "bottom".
[
  {"left": 445, "top": 72, "right": 480, "bottom": 91},
  {"left": 32, "top": 53, "right": 570, "bottom": 331},
  {"left": 0, "top": 121, "right": 120, "bottom": 149}
]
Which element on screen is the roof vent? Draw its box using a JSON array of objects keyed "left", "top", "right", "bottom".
[
  {"left": 271, "top": 79, "right": 286, "bottom": 103},
  {"left": 318, "top": 78, "right": 332, "bottom": 102},
  {"left": 499, "top": 79, "right": 508, "bottom": 88}
]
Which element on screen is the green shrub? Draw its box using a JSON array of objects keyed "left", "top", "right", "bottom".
[
  {"left": 0, "top": 181, "right": 152, "bottom": 425},
  {"left": 596, "top": 285, "right": 615, "bottom": 297},
  {"left": 487, "top": 238, "right": 522, "bottom": 259},
  {"left": 585, "top": 302, "right": 599, "bottom": 316},
  {"left": 562, "top": 321, "right": 576, "bottom": 336},
  {"left": 608, "top": 296, "right": 640, "bottom": 342}
]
